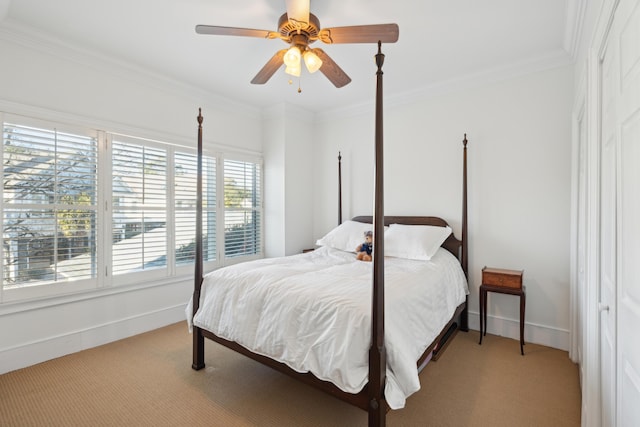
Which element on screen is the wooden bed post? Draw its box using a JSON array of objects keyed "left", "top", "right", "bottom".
[
  {"left": 460, "top": 134, "right": 469, "bottom": 332},
  {"left": 338, "top": 151, "right": 343, "bottom": 225},
  {"left": 369, "top": 41, "right": 387, "bottom": 427},
  {"left": 192, "top": 108, "right": 205, "bottom": 370}
]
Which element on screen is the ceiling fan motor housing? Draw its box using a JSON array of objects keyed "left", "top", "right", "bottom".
[{"left": 278, "top": 12, "right": 321, "bottom": 46}]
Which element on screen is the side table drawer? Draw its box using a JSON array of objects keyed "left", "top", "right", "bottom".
[{"left": 482, "top": 267, "right": 523, "bottom": 289}]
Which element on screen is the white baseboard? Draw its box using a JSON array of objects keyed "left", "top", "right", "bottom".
[
  {"left": 0, "top": 304, "right": 186, "bottom": 374},
  {"left": 466, "top": 310, "right": 570, "bottom": 351},
  {"left": 1, "top": 307, "right": 570, "bottom": 375}
]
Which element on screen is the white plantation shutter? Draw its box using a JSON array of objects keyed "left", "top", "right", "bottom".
[
  {"left": 223, "top": 159, "right": 261, "bottom": 258},
  {"left": 174, "top": 151, "right": 216, "bottom": 265},
  {"left": 111, "top": 141, "right": 167, "bottom": 274},
  {"left": 1, "top": 112, "right": 263, "bottom": 302},
  {"left": 2, "top": 122, "right": 98, "bottom": 287}
]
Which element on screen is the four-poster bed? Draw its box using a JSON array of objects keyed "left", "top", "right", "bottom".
[{"left": 189, "top": 43, "right": 469, "bottom": 427}]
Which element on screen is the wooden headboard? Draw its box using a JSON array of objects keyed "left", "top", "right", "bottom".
[{"left": 351, "top": 215, "right": 463, "bottom": 263}]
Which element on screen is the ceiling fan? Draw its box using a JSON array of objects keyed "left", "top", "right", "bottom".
[{"left": 195, "top": 0, "right": 399, "bottom": 88}]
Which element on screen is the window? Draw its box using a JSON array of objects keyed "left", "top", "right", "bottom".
[
  {"left": 2, "top": 121, "right": 98, "bottom": 292},
  {"left": 1, "top": 113, "right": 262, "bottom": 302},
  {"left": 111, "top": 140, "right": 167, "bottom": 275},
  {"left": 174, "top": 151, "right": 216, "bottom": 266},
  {"left": 224, "top": 159, "right": 261, "bottom": 258}
]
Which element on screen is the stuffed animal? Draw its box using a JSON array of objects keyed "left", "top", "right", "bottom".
[{"left": 356, "top": 230, "right": 373, "bottom": 261}]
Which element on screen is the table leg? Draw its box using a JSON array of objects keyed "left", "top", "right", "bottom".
[
  {"left": 483, "top": 289, "right": 488, "bottom": 337},
  {"left": 520, "top": 292, "right": 526, "bottom": 355},
  {"left": 479, "top": 288, "right": 484, "bottom": 344}
]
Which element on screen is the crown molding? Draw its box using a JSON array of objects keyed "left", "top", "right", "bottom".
[
  {"left": 0, "top": 20, "right": 262, "bottom": 120},
  {"left": 316, "top": 48, "right": 574, "bottom": 123}
]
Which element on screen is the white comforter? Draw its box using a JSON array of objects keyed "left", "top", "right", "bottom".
[{"left": 186, "top": 246, "right": 468, "bottom": 409}]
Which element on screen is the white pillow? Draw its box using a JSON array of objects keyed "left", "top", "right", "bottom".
[
  {"left": 384, "top": 223, "right": 452, "bottom": 261},
  {"left": 315, "top": 220, "right": 376, "bottom": 253}
]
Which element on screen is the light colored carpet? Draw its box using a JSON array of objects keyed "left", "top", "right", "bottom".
[{"left": 0, "top": 323, "right": 581, "bottom": 426}]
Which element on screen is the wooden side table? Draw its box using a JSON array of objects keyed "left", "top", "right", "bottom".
[{"left": 478, "top": 267, "right": 526, "bottom": 355}]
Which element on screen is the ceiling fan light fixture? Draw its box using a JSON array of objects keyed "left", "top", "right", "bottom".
[
  {"left": 285, "top": 64, "right": 301, "bottom": 77},
  {"left": 196, "top": 4, "right": 399, "bottom": 88},
  {"left": 283, "top": 46, "right": 301, "bottom": 67},
  {"left": 303, "top": 50, "right": 323, "bottom": 73}
]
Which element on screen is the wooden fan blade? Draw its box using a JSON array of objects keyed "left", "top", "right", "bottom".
[
  {"left": 285, "top": 0, "right": 310, "bottom": 26},
  {"left": 251, "top": 50, "right": 287, "bottom": 84},
  {"left": 318, "top": 23, "right": 399, "bottom": 44},
  {"left": 195, "top": 25, "right": 280, "bottom": 39},
  {"left": 313, "top": 48, "right": 351, "bottom": 88}
]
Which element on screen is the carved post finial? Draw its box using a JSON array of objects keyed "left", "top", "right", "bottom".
[
  {"left": 197, "top": 108, "right": 203, "bottom": 125},
  {"left": 375, "top": 41, "right": 385, "bottom": 70},
  {"left": 463, "top": 133, "right": 468, "bottom": 147}
]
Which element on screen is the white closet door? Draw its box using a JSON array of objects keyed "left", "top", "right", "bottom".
[{"left": 616, "top": 0, "right": 640, "bottom": 424}]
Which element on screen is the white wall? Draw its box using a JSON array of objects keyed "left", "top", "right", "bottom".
[
  {"left": 0, "top": 35, "right": 261, "bottom": 150},
  {"left": 0, "top": 30, "right": 262, "bottom": 374},
  {"left": 313, "top": 65, "right": 574, "bottom": 350},
  {"left": 263, "top": 106, "right": 287, "bottom": 257},
  {"left": 263, "top": 103, "right": 315, "bottom": 257},
  {"left": 282, "top": 106, "right": 315, "bottom": 254}
]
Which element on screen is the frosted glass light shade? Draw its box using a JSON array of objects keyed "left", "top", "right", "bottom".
[
  {"left": 285, "top": 64, "right": 301, "bottom": 77},
  {"left": 283, "top": 46, "right": 301, "bottom": 67},
  {"left": 303, "top": 50, "right": 323, "bottom": 73}
]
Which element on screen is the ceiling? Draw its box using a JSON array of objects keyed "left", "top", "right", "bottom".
[{"left": 0, "top": 0, "right": 574, "bottom": 113}]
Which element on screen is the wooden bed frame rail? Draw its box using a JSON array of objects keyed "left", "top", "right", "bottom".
[{"left": 191, "top": 43, "right": 469, "bottom": 427}]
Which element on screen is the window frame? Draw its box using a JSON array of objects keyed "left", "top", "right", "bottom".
[
  {"left": 1, "top": 113, "right": 105, "bottom": 303},
  {"left": 0, "top": 110, "right": 264, "bottom": 304},
  {"left": 173, "top": 148, "right": 219, "bottom": 277},
  {"left": 106, "top": 133, "right": 171, "bottom": 286},
  {"left": 221, "top": 155, "right": 264, "bottom": 265}
]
